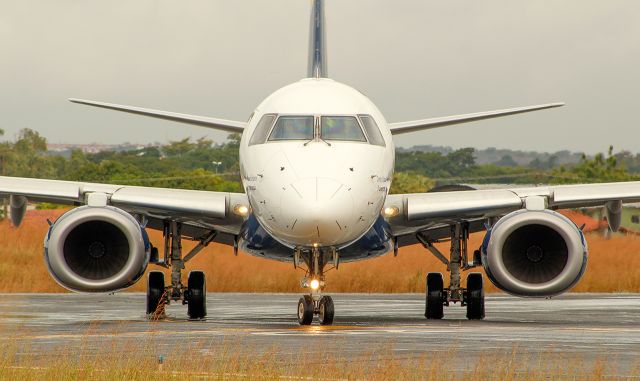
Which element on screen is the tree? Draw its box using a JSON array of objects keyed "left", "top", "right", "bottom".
[
  {"left": 162, "top": 138, "right": 196, "bottom": 157},
  {"left": 395, "top": 148, "right": 477, "bottom": 179},
  {"left": 495, "top": 155, "right": 517, "bottom": 167},
  {"left": 551, "top": 146, "right": 634, "bottom": 183},
  {"left": 5, "top": 129, "right": 54, "bottom": 178},
  {"left": 390, "top": 172, "right": 434, "bottom": 194}
]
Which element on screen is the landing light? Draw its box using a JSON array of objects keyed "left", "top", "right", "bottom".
[
  {"left": 382, "top": 206, "right": 400, "bottom": 218},
  {"left": 233, "top": 204, "right": 251, "bottom": 217},
  {"left": 310, "top": 279, "right": 320, "bottom": 290}
]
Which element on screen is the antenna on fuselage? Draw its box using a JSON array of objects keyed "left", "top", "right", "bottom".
[{"left": 308, "top": 0, "right": 327, "bottom": 78}]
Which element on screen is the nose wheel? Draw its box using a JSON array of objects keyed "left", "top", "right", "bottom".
[
  {"left": 296, "top": 247, "right": 335, "bottom": 325},
  {"left": 297, "top": 295, "right": 334, "bottom": 325},
  {"left": 318, "top": 296, "right": 334, "bottom": 325},
  {"left": 297, "top": 296, "right": 314, "bottom": 325}
]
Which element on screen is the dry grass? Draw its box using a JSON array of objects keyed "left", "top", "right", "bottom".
[
  {"left": 0, "top": 327, "right": 635, "bottom": 380},
  {"left": 0, "top": 210, "right": 639, "bottom": 293}
]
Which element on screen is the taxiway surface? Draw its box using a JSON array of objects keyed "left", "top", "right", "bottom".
[{"left": 0, "top": 293, "right": 638, "bottom": 374}]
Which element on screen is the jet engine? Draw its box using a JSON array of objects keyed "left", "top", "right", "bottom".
[
  {"left": 44, "top": 206, "right": 150, "bottom": 292},
  {"left": 481, "top": 209, "right": 587, "bottom": 297}
]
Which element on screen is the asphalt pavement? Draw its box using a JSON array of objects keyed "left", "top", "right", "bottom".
[{"left": 0, "top": 293, "right": 638, "bottom": 376}]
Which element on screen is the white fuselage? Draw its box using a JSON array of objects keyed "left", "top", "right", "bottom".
[{"left": 240, "top": 78, "right": 395, "bottom": 249}]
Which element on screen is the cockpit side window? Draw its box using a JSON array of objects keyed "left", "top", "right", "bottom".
[
  {"left": 358, "top": 115, "right": 386, "bottom": 147},
  {"left": 320, "top": 116, "right": 366, "bottom": 142},
  {"left": 268, "top": 116, "right": 315, "bottom": 141},
  {"left": 249, "top": 114, "right": 277, "bottom": 145}
]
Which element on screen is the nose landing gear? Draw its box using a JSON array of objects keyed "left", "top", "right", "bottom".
[
  {"left": 296, "top": 247, "right": 336, "bottom": 325},
  {"left": 297, "top": 278, "right": 335, "bottom": 325}
]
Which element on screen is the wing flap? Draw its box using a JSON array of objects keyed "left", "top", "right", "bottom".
[{"left": 69, "top": 98, "right": 246, "bottom": 134}]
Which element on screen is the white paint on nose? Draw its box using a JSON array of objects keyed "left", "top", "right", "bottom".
[{"left": 277, "top": 177, "right": 356, "bottom": 246}]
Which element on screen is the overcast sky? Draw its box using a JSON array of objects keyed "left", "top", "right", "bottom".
[{"left": 1, "top": 1, "right": 639, "bottom": 153}]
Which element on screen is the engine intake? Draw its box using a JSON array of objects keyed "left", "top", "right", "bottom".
[
  {"left": 45, "top": 206, "right": 150, "bottom": 292},
  {"left": 482, "top": 209, "right": 587, "bottom": 297}
]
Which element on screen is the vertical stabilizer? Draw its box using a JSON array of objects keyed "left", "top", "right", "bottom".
[{"left": 308, "top": 0, "right": 327, "bottom": 78}]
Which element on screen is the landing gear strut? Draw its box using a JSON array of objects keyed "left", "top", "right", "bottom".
[
  {"left": 146, "top": 221, "right": 216, "bottom": 319},
  {"left": 295, "top": 247, "right": 336, "bottom": 325},
  {"left": 419, "top": 222, "right": 485, "bottom": 320}
]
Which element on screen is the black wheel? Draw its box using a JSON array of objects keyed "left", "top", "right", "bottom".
[
  {"left": 318, "top": 296, "right": 334, "bottom": 325},
  {"left": 187, "top": 271, "right": 207, "bottom": 319},
  {"left": 466, "top": 272, "right": 485, "bottom": 320},
  {"left": 146, "top": 271, "right": 165, "bottom": 316},
  {"left": 297, "top": 296, "right": 314, "bottom": 325},
  {"left": 425, "top": 272, "right": 444, "bottom": 319}
]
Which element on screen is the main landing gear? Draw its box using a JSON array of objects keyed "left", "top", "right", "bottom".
[
  {"left": 418, "top": 222, "right": 485, "bottom": 320},
  {"left": 295, "top": 247, "right": 336, "bottom": 325},
  {"left": 146, "top": 221, "right": 216, "bottom": 320}
]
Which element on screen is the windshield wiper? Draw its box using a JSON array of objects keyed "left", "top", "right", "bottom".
[
  {"left": 303, "top": 137, "right": 331, "bottom": 146},
  {"left": 303, "top": 117, "right": 331, "bottom": 146}
]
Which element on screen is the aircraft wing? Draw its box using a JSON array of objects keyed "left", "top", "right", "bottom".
[
  {"left": 388, "top": 103, "right": 564, "bottom": 135},
  {"left": 0, "top": 176, "right": 248, "bottom": 242},
  {"left": 69, "top": 98, "right": 246, "bottom": 134},
  {"left": 385, "top": 181, "right": 640, "bottom": 246}
]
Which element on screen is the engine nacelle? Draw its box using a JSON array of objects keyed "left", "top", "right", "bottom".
[
  {"left": 44, "top": 206, "right": 150, "bottom": 293},
  {"left": 482, "top": 209, "right": 587, "bottom": 297}
]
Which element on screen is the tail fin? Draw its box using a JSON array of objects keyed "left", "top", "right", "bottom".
[{"left": 308, "top": 0, "right": 327, "bottom": 78}]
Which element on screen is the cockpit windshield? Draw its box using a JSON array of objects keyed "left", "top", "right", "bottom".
[
  {"left": 358, "top": 115, "right": 385, "bottom": 147},
  {"left": 250, "top": 114, "right": 381, "bottom": 145},
  {"left": 249, "top": 114, "right": 276, "bottom": 145},
  {"left": 320, "top": 116, "right": 366, "bottom": 142},
  {"left": 268, "top": 116, "right": 315, "bottom": 141}
]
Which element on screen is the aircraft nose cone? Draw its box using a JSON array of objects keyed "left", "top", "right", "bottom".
[
  {"left": 279, "top": 177, "right": 355, "bottom": 246},
  {"left": 292, "top": 177, "right": 343, "bottom": 204}
]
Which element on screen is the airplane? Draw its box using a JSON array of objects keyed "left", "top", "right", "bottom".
[{"left": 1, "top": 0, "right": 638, "bottom": 325}]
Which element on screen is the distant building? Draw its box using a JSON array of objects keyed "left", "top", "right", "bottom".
[{"left": 46, "top": 143, "right": 153, "bottom": 156}]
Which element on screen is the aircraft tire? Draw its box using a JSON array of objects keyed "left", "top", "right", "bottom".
[
  {"left": 425, "top": 272, "right": 444, "bottom": 319},
  {"left": 187, "top": 271, "right": 207, "bottom": 319},
  {"left": 146, "top": 271, "right": 165, "bottom": 316},
  {"left": 318, "top": 296, "right": 334, "bottom": 325},
  {"left": 298, "top": 296, "right": 314, "bottom": 325},
  {"left": 466, "top": 273, "right": 485, "bottom": 320}
]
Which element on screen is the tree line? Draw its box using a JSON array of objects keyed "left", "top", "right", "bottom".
[{"left": 0, "top": 128, "right": 637, "bottom": 196}]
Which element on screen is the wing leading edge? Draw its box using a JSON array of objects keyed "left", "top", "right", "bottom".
[
  {"left": 0, "top": 176, "right": 248, "bottom": 236},
  {"left": 386, "top": 181, "right": 640, "bottom": 243},
  {"left": 69, "top": 98, "right": 246, "bottom": 134},
  {"left": 389, "top": 102, "right": 564, "bottom": 135}
]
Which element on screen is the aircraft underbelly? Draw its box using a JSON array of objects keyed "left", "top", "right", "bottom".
[{"left": 239, "top": 215, "right": 393, "bottom": 262}]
